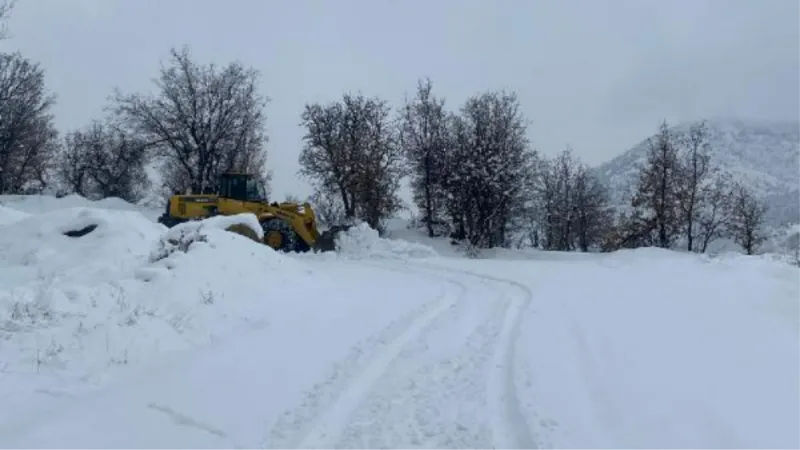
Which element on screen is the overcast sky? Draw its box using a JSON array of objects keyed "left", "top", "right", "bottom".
[{"left": 6, "top": 0, "right": 799, "bottom": 199}]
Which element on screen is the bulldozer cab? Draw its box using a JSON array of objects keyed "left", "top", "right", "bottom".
[{"left": 218, "top": 172, "right": 268, "bottom": 203}]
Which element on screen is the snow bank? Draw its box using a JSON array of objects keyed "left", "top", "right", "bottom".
[
  {"left": 164, "top": 212, "right": 264, "bottom": 241},
  {"left": 0, "top": 205, "right": 302, "bottom": 401},
  {"left": 334, "top": 222, "right": 439, "bottom": 260},
  {"left": 0, "top": 194, "right": 142, "bottom": 214},
  {"left": 0, "top": 207, "right": 164, "bottom": 278},
  {"left": 0, "top": 193, "right": 163, "bottom": 222}
]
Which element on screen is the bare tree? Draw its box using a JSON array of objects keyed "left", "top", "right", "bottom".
[
  {"left": 572, "top": 163, "right": 613, "bottom": 252},
  {"left": 696, "top": 172, "right": 734, "bottom": 253},
  {"left": 536, "top": 148, "right": 576, "bottom": 250},
  {"left": 0, "top": 52, "right": 58, "bottom": 194},
  {"left": 57, "top": 119, "right": 150, "bottom": 202},
  {"left": 676, "top": 120, "right": 712, "bottom": 251},
  {"left": 399, "top": 78, "right": 450, "bottom": 237},
  {"left": 58, "top": 130, "right": 90, "bottom": 197},
  {"left": 534, "top": 148, "right": 611, "bottom": 252},
  {"left": 299, "top": 93, "right": 404, "bottom": 231},
  {"left": 629, "top": 121, "right": 682, "bottom": 248},
  {"left": 113, "top": 46, "right": 270, "bottom": 196},
  {"left": 728, "top": 183, "right": 767, "bottom": 255},
  {"left": 554, "top": 148, "right": 578, "bottom": 250}
]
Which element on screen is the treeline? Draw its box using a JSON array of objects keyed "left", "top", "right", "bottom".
[
  {"left": 0, "top": 2, "right": 769, "bottom": 255},
  {"left": 0, "top": 23, "right": 270, "bottom": 204},
  {"left": 298, "top": 79, "right": 769, "bottom": 255},
  {"left": 605, "top": 122, "right": 768, "bottom": 255}
]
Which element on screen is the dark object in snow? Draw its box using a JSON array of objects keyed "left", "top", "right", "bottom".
[
  {"left": 225, "top": 223, "right": 260, "bottom": 242},
  {"left": 63, "top": 224, "right": 98, "bottom": 238}
]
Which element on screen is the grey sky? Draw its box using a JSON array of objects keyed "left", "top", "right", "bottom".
[{"left": 7, "top": 0, "right": 799, "bottom": 200}]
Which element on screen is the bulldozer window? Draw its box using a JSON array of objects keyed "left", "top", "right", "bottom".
[
  {"left": 246, "top": 178, "right": 267, "bottom": 202},
  {"left": 225, "top": 176, "right": 247, "bottom": 201}
]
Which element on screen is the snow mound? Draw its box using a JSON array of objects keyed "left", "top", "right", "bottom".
[
  {"left": 0, "top": 205, "right": 305, "bottom": 400},
  {"left": 0, "top": 194, "right": 164, "bottom": 223},
  {"left": 334, "top": 222, "right": 439, "bottom": 260},
  {"left": 0, "top": 194, "right": 142, "bottom": 214},
  {"left": 0, "top": 204, "right": 30, "bottom": 226},
  {"left": 0, "top": 207, "right": 165, "bottom": 276},
  {"left": 165, "top": 213, "right": 264, "bottom": 241}
]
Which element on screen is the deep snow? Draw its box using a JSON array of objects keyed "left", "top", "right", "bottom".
[{"left": 0, "top": 194, "right": 797, "bottom": 448}]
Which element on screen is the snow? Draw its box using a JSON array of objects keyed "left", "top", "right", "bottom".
[
  {"left": 333, "top": 222, "right": 439, "bottom": 260},
  {"left": 0, "top": 196, "right": 797, "bottom": 448},
  {"left": 0, "top": 204, "right": 29, "bottom": 225}
]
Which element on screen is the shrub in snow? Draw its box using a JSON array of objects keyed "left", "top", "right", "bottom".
[
  {"left": 335, "top": 222, "right": 438, "bottom": 259},
  {"left": 150, "top": 227, "right": 210, "bottom": 262}
]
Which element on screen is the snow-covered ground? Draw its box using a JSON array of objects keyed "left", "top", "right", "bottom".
[{"left": 0, "top": 195, "right": 797, "bottom": 448}]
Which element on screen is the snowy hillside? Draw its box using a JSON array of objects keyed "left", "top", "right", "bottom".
[
  {"left": 595, "top": 118, "right": 800, "bottom": 227},
  {"left": 0, "top": 195, "right": 797, "bottom": 448}
]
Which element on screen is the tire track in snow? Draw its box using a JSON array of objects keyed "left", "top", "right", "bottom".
[
  {"left": 331, "top": 277, "right": 509, "bottom": 448},
  {"left": 412, "top": 261, "right": 538, "bottom": 449},
  {"left": 331, "top": 259, "right": 538, "bottom": 448},
  {"left": 265, "top": 259, "right": 538, "bottom": 449},
  {"left": 263, "top": 263, "right": 467, "bottom": 449}
]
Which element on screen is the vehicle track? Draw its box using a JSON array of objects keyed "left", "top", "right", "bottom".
[
  {"left": 263, "top": 259, "right": 537, "bottom": 449},
  {"left": 411, "top": 260, "right": 538, "bottom": 449},
  {"left": 262, "top": 263, "right": 467, "bottom": 448}
]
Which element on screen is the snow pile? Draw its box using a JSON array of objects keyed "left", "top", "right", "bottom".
[
  {"left": 0, "top": 207, "right": 165, "bottom": 279},
  {"left": 0, "top": 193, "right": 162, "bottom": 222},
  {"left": 157, "top": 212, "right": 264, "bottom": 248},
  {"left": 334, "top": 222, "right": 439, "bottom": 260},
  {"left": 0, "top": 194, "right": 143, "bottom": 214},
  {"left": 0, "top": 205, "right": 304, "bottom": 402}
]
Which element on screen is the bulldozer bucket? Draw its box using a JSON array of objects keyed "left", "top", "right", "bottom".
[{"left": 312, "top": 224, "right": 351, "bottom": 252}]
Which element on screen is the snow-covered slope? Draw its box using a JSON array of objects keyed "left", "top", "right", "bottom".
[
  {"left": 0, "top": 197, "right": 797, "bottom": 448},
  {"left": 595, "top": 118, "right": 800, "bottom": 227}
]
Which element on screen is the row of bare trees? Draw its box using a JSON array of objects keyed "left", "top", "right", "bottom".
[
  {"left": 299, "top": 78, "right": 770, "bottom": 255},
  {"left": 298, "top": 79, "right": 613, "bottom": 251},
  {"left": 0, "top": 20, "right": 271, "bottom": 203},
  {"left": 299, "top": 79, "right": 541, "bottom": 247},
  {"left": 608, "top": 121, "right": 768, "bottom": 255}
]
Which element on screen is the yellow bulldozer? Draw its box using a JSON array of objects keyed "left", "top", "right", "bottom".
[{"left": 157, "top": 172, "right": 339, "bottom": 252}]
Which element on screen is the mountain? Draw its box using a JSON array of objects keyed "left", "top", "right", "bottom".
[{"left": 595, "top": 118, "right": 800, "bottom": 227}]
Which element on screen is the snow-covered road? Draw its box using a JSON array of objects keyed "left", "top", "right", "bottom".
[{"left": 268, "top": 260, "right": 536, "bottom": 449}]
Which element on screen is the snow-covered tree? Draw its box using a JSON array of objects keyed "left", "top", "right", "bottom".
[
  {"left": 675, "top": 120, "right": 712, "bottom": 252},
  {"left": 399, "top": 78, "right": 450, "bottom": 237},
  {"left": 728, "top": 183, "right": 768, "bottom": 255},
  {"left": 535, "top": 147, "right": 611, "bottom": 252},
  {"left": 299, "top": 93, "right": 405, "bottom": 232},
  {"left": 444, "top": 90, "right": 536, "bottom": 248},
  {"left": 628, "top": 121, "right": 683, "bottom": 248}
]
